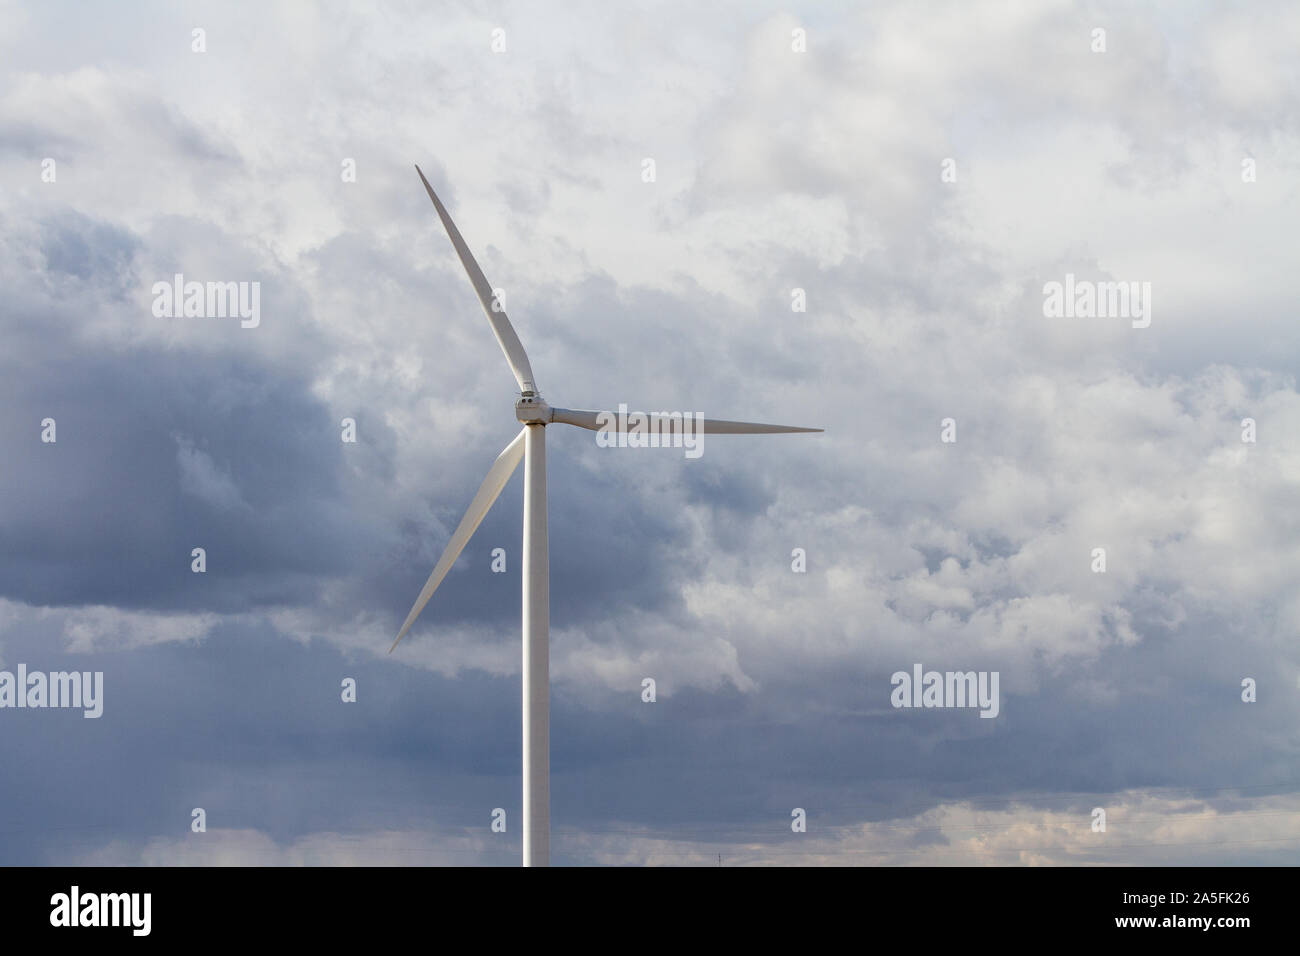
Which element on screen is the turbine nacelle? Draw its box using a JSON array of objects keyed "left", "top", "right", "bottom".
[{"left": 515, "top": 393, "right": 552, "bottom": 425}]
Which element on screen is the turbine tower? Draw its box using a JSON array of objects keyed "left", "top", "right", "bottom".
[{"left": 392, "top": 165, "right": 822, "bottom": 867}]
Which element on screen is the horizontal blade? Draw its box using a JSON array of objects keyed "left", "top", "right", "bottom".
[
  {"left": 550, "top": 407, "right": 822, "bottom": 434},
  {"left": 391, "top": 428, "right": 528, "bottom": 652},
  {"left": 415, "top": 165, "right": 538, "bottom": 394}
]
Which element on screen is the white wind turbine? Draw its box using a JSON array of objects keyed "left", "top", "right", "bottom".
[{"left": 392, "top": 165, "right": 822, "bottom": 867}]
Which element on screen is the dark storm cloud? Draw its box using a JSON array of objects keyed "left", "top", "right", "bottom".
[{"left": 0, "top": 214, "right": 378, "bottom": 611}]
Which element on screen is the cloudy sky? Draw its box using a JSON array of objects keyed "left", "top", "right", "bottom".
[{"left": 2, "top": 0, "right": 1298, "bottom": 865}]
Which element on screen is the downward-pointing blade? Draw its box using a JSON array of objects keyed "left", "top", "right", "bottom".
[
  {"left": 415, "top": 164, "right": 538, "bottom": 394},
  {"left": 390, "top": 428, "right": 528, "bottom": 652},
  {"left": 549, "top": 407, "right": 822, "bottom": 434}
]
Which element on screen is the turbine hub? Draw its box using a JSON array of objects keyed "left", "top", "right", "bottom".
[{"left": 515, "top": 394, "right": 552, "bottom": 424}]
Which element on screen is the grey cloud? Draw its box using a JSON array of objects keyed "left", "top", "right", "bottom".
[{"left": 1, "top": 0, "right": 1298, "bottom": 866}]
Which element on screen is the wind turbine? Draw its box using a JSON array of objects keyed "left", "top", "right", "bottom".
[{"left": 392, "top": 164, "right": 822, "bottom": 867}]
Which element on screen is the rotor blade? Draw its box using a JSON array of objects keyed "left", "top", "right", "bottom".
[
  {"left": 414, "top": 164, "right": 538, "bottom": 393},
  {"left": 549, "top": 407, "right": 822, "bottom": 434},
  {"left": 391, "top": 428, "right": 528, "bottom": 652}
]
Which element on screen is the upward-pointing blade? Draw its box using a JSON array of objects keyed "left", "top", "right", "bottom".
[
  {"left": 390, "top": 428, "right": 528, "bottom": 652},
  {"left": 549, "top": 407, "right": 822, "bottom": 434},
  {"left": 415, "top": 164, "right": 538, "bottom": 394}
]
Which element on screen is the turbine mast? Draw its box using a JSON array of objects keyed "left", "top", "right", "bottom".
[{"left": 521, "top": 422, "right": 550, "bottom": 866}]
